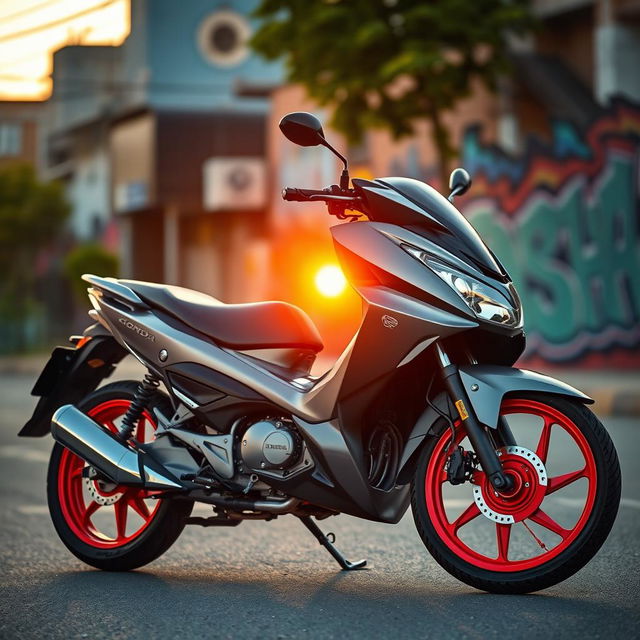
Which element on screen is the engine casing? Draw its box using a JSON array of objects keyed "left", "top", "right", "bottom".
[{"left": 240, "top": 418, "right": 302, "bottom": 471}]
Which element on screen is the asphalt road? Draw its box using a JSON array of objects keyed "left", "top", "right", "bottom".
[{"left": 0, "top": 366, "right": 638, "bottom": 639}]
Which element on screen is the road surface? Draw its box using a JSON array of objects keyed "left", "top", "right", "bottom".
[{"left": 0, "top": 365, "right": 638, "bottom": 639}]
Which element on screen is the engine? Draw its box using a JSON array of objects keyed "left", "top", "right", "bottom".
[{"left": 240, "top": 418, "right": 303, "bottom": 472}]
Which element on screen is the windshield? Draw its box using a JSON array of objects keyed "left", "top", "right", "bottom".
[{"left": 371, "top": 177, "right": 505, "bottom": 278}]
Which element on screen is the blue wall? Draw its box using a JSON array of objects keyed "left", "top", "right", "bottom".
[{"left": 141, "top": 0, "right": 282, "bottom": 112}]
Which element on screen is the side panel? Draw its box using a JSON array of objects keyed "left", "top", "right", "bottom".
[
  {"left": 458, "top": 365, "right": 594, "bottom": 429},
  {"left": 290, "top": 417, "right": 412, "bottom": 523},
  {"left": 90, "top": 280, "right": 475, "bottom": 424}
]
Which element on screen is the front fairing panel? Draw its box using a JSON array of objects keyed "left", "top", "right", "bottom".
[
  {"left": 331, "top": 220, "right": 521, "bottom": 333},
  {"left": 331, "top": 220, "right": 477, "bottom": 321},
  {"left": 354, "top": 177, "right": 507, "bottom": 280}
]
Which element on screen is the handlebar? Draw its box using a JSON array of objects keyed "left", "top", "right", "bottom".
[
  {"left": 281, "top": 187, "right": 329, "bottom": 202},
  {"left": 281, "top": 185, "right": 364, "bottom": 220}
]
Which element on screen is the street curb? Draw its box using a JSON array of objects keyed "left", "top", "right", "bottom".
[{"left": 587, "top": 388, "right": 640, "bottom": 418}]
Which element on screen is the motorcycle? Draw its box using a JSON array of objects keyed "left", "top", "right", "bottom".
[{"left": 20, "top": 112, "right": 621, "bottom": 593}]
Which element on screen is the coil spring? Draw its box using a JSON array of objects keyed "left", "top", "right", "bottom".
[{"left": 118, "top": 372, "right": 161, "bottom": 442}]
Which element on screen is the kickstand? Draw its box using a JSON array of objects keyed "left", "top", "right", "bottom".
[{"left": 298, "top": 516, "right": 367, "bottom": 571}]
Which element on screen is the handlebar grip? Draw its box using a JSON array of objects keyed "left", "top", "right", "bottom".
[
  {"left": 282, "top": 188, "right": 305, "bottom": 202},
  {"left": 282, "top": 187, "right": 327, "bottom": 202}
]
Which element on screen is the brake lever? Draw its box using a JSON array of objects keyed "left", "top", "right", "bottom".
[
  {"left": 307, "top": 192, "right": 363, "bottom": 221},
  {"left": 308, "top": 194, "right": 360, "bottom": 202},
  {"left": 327, "top": 200, "right": 362, "bottom": 221}
]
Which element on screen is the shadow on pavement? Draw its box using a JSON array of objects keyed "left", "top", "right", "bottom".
[{"left": 6, "top": 565, "right": 631, "bottom": 639}]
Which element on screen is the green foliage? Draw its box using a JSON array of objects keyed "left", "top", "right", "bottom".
[
  {"left": 0, "top": 163, "right": 70, "bottom": 348},
  {"left": 0, "top": 163, "right": 69, "bottom": 272},
  {"left": 251, "top": 0, "right": 534, "bottom": 186},
  {"left": 64, "top": 244, "right": 119, "bottom": 303}
]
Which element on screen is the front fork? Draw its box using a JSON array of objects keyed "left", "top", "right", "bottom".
[{"left": 435, "top": 344, "right": 514, "bottom": 492}]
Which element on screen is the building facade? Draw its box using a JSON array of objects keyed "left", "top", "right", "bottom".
[
  {"left": 0, "top": 101, "right": 44, "bottom": 172},
  {"left": 45, "top": 0, "right": 282, "bottom": 300}
]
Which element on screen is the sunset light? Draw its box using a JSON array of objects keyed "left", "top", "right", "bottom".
[
  {"left": 0, "top": 0, "right": 130, "bottom": 100},
  {"left": 314, "top": 264, "right": 347, "bottom": 298}
]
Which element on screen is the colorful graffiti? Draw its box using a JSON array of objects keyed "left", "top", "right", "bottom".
[{"left": 461, "top": 98, "right": 640, "bottom": 366}]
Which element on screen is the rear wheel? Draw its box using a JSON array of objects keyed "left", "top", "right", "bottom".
[
  {"left": 411, "top": 393, "right": 621, "bottom": 593},
  {"left": 47, "top": 381, "right": 192, "bottom": 571}
]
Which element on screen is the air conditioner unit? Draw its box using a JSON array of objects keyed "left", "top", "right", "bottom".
[{"left": 203, "top": 157, "right": 266, "bottom": 211}]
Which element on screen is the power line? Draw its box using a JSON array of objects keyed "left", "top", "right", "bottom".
[
  {"left": 0, "top": 74, "right": 231, "bottom": 90},
  {"left": 0, "top": 0, "right": 120, "bottom": 44},
  {"left": 0, "top": 0, "right": 59, "bottom": 24}
]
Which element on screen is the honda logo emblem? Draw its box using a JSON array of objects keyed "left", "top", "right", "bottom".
[{"left": 382, "top": 315, "right": 398, "bottom": 329}]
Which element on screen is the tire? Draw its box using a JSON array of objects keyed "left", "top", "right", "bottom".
[
  {"left": 47, "top": 381, "right": 193, "bottom": 571},
  {"left": 411, "top": 392, "right": 621, "bottom": 593}
]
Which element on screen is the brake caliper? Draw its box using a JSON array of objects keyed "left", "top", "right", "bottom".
[{"left": 445, "top": 447, "right": 477, "bottom": 485}]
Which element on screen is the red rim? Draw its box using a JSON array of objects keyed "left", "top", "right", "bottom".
[
  {"left": 57, "top": 400, "right": 161, "bottom": 549},
  {"left": 425, "top": 398, "right": 598, "bottom": 572}
]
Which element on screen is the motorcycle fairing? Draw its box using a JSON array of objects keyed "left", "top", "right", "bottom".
[
  {"left": 75, "top": 271, "right": 477, "bottom": 522},
  {"left": 86, "top": 271, "right": 477, "bottom": 425},
  {"left": 352, "top": 177, "right": 506, "bottom": 279}
]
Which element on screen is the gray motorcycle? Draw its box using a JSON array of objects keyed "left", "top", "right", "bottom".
[{"left": 20, "top": 112, "right": 620, "bottom": 593}]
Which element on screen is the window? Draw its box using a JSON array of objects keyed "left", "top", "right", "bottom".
[
  {"left": 0, "top": 122, "right": 22, "bottom": 156},
  {"left": 197, "top": 10, "right": 251, "bottom": 68}
]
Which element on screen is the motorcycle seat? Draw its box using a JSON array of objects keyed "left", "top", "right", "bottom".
[{"left": 120, "top": 280, "right": 324, "bottom": 353}]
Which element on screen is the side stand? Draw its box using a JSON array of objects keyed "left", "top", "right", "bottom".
[{"left": 298, "top": 516, "right": 367, "bottom": 571}]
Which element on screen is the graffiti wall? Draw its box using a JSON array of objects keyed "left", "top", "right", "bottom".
[{"left": 461, "top": 98, "right": 640, "bottom": 367}]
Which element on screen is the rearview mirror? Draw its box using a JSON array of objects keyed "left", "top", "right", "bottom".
[
  {"left": 279, "top": 112, "right": 326, "bottom": 147},
  {"left": 279, "top": 112, "right": 351, "bottom": 190},
  {"left": 448, "top": 168, "right": 472, "bottom": 202}
]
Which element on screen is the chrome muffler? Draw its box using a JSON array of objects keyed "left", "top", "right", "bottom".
[{"left": 51, "top": 404, "right": 183, "bottom": 490}]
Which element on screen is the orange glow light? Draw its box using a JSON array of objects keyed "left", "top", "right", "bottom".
[
  {"left": 314, "top": 264, "right": 346, "bottom": 298},
  {"left": 0, "top": 0, "right": 131, "bottom": 101}
]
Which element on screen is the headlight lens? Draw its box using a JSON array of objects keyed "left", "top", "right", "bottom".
[{"left": 403, "top": 246, "right": 523, "bottom": 328}]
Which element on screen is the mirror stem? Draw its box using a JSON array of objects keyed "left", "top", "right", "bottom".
[{"left": 322, "top": 140, "right": 350, "bottom": 190}]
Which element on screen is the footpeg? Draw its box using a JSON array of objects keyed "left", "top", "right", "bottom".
[
  {"left": 299, "top": 516, "right": 367, "bottom": 571},
  {"left": 185, "top": 516, "right": 241, "bottom": 527}
]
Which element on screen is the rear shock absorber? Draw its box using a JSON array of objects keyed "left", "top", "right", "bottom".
[{"left": 118, "top": 371, "right": 161, "bottom": 443}]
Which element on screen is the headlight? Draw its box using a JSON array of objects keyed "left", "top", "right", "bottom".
[{"left": 403, "top": 246, "right": 523, "bottom": 328}]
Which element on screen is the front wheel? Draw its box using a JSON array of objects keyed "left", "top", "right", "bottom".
[{"left": 411, "top": 393, "right": 621, "bottom": 593}]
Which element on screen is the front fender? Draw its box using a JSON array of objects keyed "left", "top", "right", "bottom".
[
  {"left": 395, "top": 367, "right": 592, "bottom": 485},
  {"left": 458, "top": 364, "right": 593, "bottom": 429}
]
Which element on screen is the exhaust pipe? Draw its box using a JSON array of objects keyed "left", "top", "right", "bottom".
[
  {"left": 193, "top": 493, "right": 301, "bottom": 514},
  {"left": 51, "top": 404, "right": 183, "bottom": 490}
]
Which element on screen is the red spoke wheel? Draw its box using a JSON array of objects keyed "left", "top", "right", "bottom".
[
  {"left": 411, "top": 392, "right": 620, "bottom": 593},
  {"left": 56, "top": 399, "right": 160, "bottom": 548},
  {"left": 47, "top": 381, "right": 193, "bottom": 571}
]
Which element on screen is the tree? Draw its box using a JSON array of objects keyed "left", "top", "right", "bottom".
[
  {"left": 251, "top": 0, "right": 534, "bottom": 188},
  {"left": 64, "top": 244, "right": 119, "bottom": 304},
  {"left": 0, "top": 163, "right": 70, "bottom": 349}
]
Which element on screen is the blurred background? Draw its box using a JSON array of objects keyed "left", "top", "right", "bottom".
[{"left": 0, "top": 0, "right": 638, "bottom": 374}]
